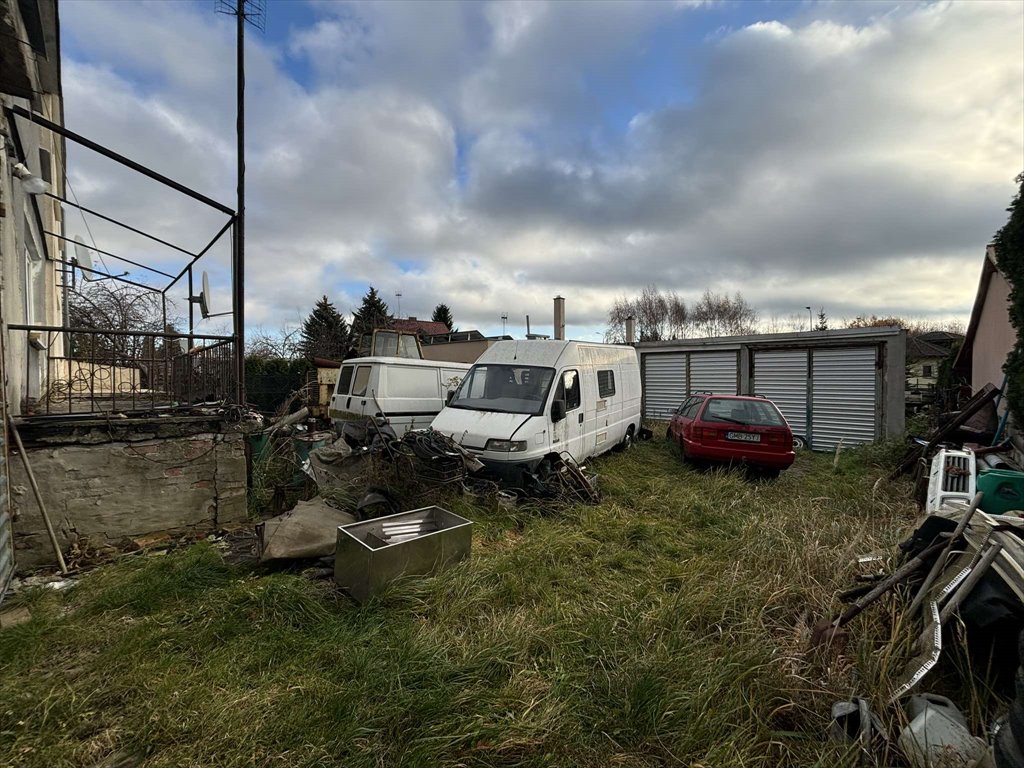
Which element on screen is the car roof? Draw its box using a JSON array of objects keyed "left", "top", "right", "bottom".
[{"left": 690, "top": 393, "right": 771, "bottom": 402}]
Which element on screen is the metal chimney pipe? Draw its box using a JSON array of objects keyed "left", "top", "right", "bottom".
[
  {"left": 526, "top": 314, "right": 531, "bottom": 335},
  {"left": 553, "top": 296, "right": 565, "bottom": 340},
  {"left": 625, "top": 316, "right": 636, "bottom": 344}
]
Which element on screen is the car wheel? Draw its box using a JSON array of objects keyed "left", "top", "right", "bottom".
[
  {"left": 615, "top": 426, "right": 634, "bottom": 452},
  {"left": 793, "top": 435, "right": 807, "bottom": 450}
]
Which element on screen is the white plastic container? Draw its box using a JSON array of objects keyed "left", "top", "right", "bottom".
[{"left": 898, "top": 694, "right": 992, "bottom": 768}]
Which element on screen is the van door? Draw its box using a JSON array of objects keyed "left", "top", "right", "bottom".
[
  {"left": 552, "top": 369, "right": 585, "bottom": 461},
  {"left": 350, "top": 364, "right": 373, "bottom": 415},
  {"left": 594, "top": 366, "right": 618, "bottom": 453},
  {"left": 331, "top": 364, "right": 355, "bottom": 415}
]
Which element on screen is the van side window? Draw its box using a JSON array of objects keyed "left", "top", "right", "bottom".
[
  {"left": 597, "top": 370, "right": 615, "bottom": 398},
  {"left": 337, "top": 366, "right": 354, "bottom": 396},
  {"left": 557, "top": 370, "right": 581, "bottom": 411},
  {"left": 352, "top": 366, "right": 371, "bottom": 397}
]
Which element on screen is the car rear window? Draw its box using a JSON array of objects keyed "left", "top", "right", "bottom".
[{"left": 702, "top": 398, "right": 785, "bottom": 427}]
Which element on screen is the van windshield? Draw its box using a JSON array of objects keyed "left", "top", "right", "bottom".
[{"left": 449, "top": 364, "right": 556, "bottom": 415}]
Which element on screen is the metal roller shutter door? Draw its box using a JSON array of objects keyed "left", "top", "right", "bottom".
[
  {"left": 643, "top": 353, "right": 686, "bottom": 419},
  {"left": 811, "top": 347, "right": 878, "bottom": 449},
  {"left": 689, "top": 351, "right": 739, "bottom": 395},
  {"left": 753, "top": 349, "right": 808, "bottom": 438}
]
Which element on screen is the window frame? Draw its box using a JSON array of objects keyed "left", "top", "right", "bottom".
[
  {"left": 337, "top": 366, "right": 354, "bottom": 396},
  {"left": 597, "top": 369, "right": 616, "bottom": 398},
  {"left": 351, "top": 365, "right": 371, "bottom": 397}
]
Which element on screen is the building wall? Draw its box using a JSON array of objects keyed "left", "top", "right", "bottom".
[
  {"left": 972, "top": 270, "right": 1015, "bottom": 393},
  {"left": 9, "top": 421, "right": 247, "bottom": 570}
]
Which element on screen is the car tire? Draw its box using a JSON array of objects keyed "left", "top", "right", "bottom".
[
  {"left": 615, "top": 426, "right": 634, "bottom": 453},
  {"left": 793, "top": 435, "right": 807, "bottom": 450}
]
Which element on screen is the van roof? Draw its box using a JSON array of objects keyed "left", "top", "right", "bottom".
[
  {"left": 340, "top": 357, "right": 471, "bottom": 370},
  {"left": 475, "top": 340, "right": 637, "bottom": 368}
]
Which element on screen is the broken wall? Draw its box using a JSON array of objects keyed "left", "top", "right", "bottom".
[{"left": 9, "top": 417, "right": 246, "bottom": 570}]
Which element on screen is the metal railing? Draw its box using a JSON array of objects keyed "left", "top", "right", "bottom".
[{"left": 7, "top": 324, "right": 236, "bottom": 416}]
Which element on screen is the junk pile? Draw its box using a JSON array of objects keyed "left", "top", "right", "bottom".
[
  {"left": 254, "top": 415, "right": 602, "bottom": 565},
  {"left": 818, "top": 384, "right": 1024, "bottom": 767}
]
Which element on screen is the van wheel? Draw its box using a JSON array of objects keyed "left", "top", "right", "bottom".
[{"left": 615, "top": 426, "right": 635, "bottom": 453}]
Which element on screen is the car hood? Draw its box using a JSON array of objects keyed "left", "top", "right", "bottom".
[{"left": 431, "top": 408, "right": 533, "bottom": 450}]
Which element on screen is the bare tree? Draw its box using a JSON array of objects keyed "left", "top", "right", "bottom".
[
  {"left": 690, "top": 290, "right": 758, "bottom": 337},
  {"left": 68, "top": 282, "right": 172, "bottom": 361},
  {"left": 606, "top": 285, "right": 689, "bottom": 342},
  {"left": 248, "top": 324, "right": 302, "bottom": 360}
]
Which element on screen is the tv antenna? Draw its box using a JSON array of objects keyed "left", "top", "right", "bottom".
[
  {"left": 189, "top": 270, "right": 232, "bottom": 319},
  {"left": 72, "top": 235, "right": 126, "bottom": 284}
]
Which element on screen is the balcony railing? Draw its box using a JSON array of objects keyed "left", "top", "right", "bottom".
[{"left": 7, "top": 324, "right": 237, "bottom": 417}]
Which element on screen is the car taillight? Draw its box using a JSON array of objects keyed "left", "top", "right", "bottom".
[
  {"left": 696, "top": 427, "right": 716, "bottom": 441},
  {"left": 765, "top": 432, "right": 788, "bottom": 446}
]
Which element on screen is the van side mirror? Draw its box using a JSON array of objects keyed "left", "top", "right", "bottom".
[
  {"left": 551, "top": 399, "right": 566, "bottom": 422},
  {"left": 446, "top": 390, "right": 455, "bottom": 406}
]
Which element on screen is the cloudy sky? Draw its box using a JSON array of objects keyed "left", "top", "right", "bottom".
[{"left": 58, "top": 0, "right": 1023, "bottom": 340}]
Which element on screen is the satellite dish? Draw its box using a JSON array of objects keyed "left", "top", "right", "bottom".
[
  {"left": 73, "top": 235, "right": 95, "bottom": 280},
  {"left": 199, "top": 271, "right": 212, "bottom": 318}
]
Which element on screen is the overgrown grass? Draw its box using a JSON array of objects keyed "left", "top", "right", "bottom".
[{"left": 0, "top": 438, "right": 949, "bottom": 767}]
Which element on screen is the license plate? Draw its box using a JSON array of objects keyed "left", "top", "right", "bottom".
[{"left": 727, "top": 431, "right": 760, "bottom": 443}]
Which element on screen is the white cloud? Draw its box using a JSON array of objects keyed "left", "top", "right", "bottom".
[{"left": 57, "top": 0, "right": 1023, "bottom": 340}]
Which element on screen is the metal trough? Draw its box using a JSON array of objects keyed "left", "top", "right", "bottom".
[{"left": 334, "top": 506, "right": 473, "bottom": 602}]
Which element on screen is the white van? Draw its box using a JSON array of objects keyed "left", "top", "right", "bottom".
[
  {"left": 430, "top": 340, "right": 641, "bottom": 475},
  {"left": 330, "top": 357, "right": 471, "bottom": 436}
]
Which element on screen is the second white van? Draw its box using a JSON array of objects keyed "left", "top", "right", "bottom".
[{"left": 330, "top": 357, "right": 471, "bottom": 437}]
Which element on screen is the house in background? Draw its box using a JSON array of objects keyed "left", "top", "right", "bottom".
[
  {"left": 954, "top": 244, "right": 1015, "bottom": 395},
  {"left": 906, "top": 336, "right": 948, "bottom": 409},
  {"left": 392, "top": 317, "right": 451, "bottom": 337}
]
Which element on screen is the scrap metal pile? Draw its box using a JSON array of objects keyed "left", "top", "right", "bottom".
[
  {"left": 253, "top": 415, "right": 601, "bottom": 564},
  {"left": 818, "top": 384, "right": 1024, "bottom": 767}
]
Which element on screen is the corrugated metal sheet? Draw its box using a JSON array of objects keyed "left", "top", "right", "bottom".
[
  {"left": 689, "top": 351, "right": 739, "bottom": 396},
  {"left": 753, "top": 349, "right": 808, "bottom": 437},
  {"left": 643, "top": 353, "right": 686, "bottom": 419},
  {"left": 811, "top": 347, "right": 878, "bottom": 450}
]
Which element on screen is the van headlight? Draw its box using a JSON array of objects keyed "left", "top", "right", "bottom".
[{"left": 485, "top": 439, "right": 528, "bottom": 452}]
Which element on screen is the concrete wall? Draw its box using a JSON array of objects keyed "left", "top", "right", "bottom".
[
  {"left": 9, "top": 419, "right": 247, "bottom": 570},
  {"left": 972, "top": 270, "right": 1015, "bottom": 393}
]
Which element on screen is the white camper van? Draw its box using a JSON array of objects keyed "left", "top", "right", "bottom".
[
  {"left": 431, "top": 340, "right": 641, "bottom": 475},
  {"left": 330, "top": 357, "right": 471, "bottom": 436}
]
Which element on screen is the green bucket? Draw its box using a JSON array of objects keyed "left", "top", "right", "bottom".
[{"left": 977, "top": 469, "right": 1024, "bottom": 515}]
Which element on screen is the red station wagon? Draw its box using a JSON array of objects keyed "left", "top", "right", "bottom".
[{"left": 667, "top": 393, "right": 795, "bottom": 477}]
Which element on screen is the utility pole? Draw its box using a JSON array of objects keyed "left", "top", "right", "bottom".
[{"left": 216, "top": 0, "right": 265, "bottom": 404}]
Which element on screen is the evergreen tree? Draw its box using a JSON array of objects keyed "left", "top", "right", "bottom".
[
  {"left": 994, "top": 173, "right": 1024, "bottom": 424},
  {"left": 350, "top": 286, "right": 394, "bottom": 344},
  {"left": 815, "top": 307, "right": 829, "bottom": 331},
  {"left": 431, "top": 303, "right": 455, "bottom": 332},
  {"left": 298, "top": 295, "right": 350, "bottom": 360}
]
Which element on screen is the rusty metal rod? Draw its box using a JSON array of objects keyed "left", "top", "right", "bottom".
[
  {"left": 907, "top": 491, "right": 984, "bottom": 615},
  {"left": 8, "top": 417, "right": 67, "bottom": 574}
]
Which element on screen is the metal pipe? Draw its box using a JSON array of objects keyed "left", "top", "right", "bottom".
[
  {"left": 938, "top": 542, "right": 1003, "bottom": 624},
  {"left": 44, "top": 230, "right": 175, "bottom": 278},
  {"left": 234, "top": 4, "right": 247, "bottom": 406},
  {"left": 163, "top": 216, "right": 235, "bottom": 292},
  {"left": 7, "top": 105, "right": 234, "bottom": 216},
  {"left": 8, "top": 417, "right": 68, "bottom": 574},
  {"left": 6, "top": 324, "right": 233, "bottom": 341},
  {"left": 52, "top": 258, "right": 160, "bottom": 293},
  {"left": 43, "top": 193, "right": 200, "bottom": 260},
  {"left": 907, "top": 491, "right": 983, "bottom": 614}
]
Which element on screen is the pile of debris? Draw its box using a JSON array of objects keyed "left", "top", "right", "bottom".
[
  {"left": 254, "top": 416, "right": 602, "bottom": 565},
  {"left": 818, "top": 385, "right": 1024, "bottom": 766}
]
